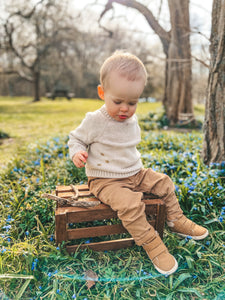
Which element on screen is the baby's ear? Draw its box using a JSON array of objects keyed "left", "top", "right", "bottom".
[{"left": 97, "top": 85, "right": 104, "bottom": 100}]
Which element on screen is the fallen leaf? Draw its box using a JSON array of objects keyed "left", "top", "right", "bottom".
[{"left": 84, "top": 270, "right": 98, "bottom": 289}]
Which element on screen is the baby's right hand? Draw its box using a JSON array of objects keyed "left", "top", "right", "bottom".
[{"left": 72, "top": 151, "right": 88, "bottom": 168}]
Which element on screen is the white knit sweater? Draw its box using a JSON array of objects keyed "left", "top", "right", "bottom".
[{"left": 68, "top": 105, "right": 143, "bottom": 178}]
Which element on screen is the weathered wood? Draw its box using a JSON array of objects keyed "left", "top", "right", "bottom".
[
  {"left": 155, "top": 200, "right": 166, "bottom": 238},
  {"left": 55, "top": 185, "right": 166, "bottom": 251},
  {"left": 56, "top": 203, "right": 118, "bottom": 223},
  {"left": 66, "top": 238, "right": 135, "bottom": 253},
  {"left": 55, "top": 213, "right": 67, "bottom": 244},
  {"left": 67, "top": 224, "right": 126, "bottom": 240}
]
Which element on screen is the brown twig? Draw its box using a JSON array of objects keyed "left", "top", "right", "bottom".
[{"left": 42, "top": 193, "right": 100, "bottom": 208}]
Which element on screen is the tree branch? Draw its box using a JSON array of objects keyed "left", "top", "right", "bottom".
[
  {"left": 10, "top": 0, "right": 45, "bottom": 19},
  {"left": 0, "top": 69, "right": 33, "bottom": 82},
  {"left": 99, "top": 0, "right": 171, "bottom": 54},
  {"left": 192, "top": 55, "right": 209, "bottom": 68},
  {"left": 4, "top": 21, "right": 33, "bottom": 69}
]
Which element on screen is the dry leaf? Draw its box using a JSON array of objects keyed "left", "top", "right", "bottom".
[{"left": 84, "top": 270, "right": 98, "bottom": 289}]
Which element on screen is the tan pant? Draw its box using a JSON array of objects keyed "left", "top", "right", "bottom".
[{"left": 88, "top": 168, "right": 183, "bottom": 246}]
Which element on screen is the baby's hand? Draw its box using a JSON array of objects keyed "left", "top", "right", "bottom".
[{"left": 72, "top": 151, "right": 88, "bottom": 168}]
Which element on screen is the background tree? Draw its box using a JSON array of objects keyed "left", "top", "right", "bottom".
[
  {"left": 100, "top": 0, "right": 193, "bottom": 124},
  {"left": 2, "top": 0, "right": 75, "bottom": 101},
  {"left": 203, "top": 0, "right": 225, "bottom": 164}
]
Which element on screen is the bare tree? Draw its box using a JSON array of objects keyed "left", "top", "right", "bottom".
[
  {"left": 203, "top": 0, "right": 225, "bottom": 164},
  {"left": 2, "top": 0, "right": 75, "bottom": 101},
  {"left": 99, "top": 0, "right": 193, "bottom": 124}
]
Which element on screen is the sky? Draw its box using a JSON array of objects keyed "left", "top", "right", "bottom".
[
  {"left": 72, "top": 0, "right": 213, "bottom": 35},
  {"left": 71, "top": 0, "right": 213, "bottom": 59}
]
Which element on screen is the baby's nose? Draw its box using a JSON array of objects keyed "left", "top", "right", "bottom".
[{"left": 120, "top": 104, "right": 129, "bottom": 112}]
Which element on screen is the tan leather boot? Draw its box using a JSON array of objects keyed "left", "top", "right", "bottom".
[
  {"left": 167, "top": 215, "right": 209, "bottom": 240},
  {"left": 143, "top": 233, "right": 178, "bottom": 275}
]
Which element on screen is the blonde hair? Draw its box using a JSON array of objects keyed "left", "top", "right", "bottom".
[{"left": 100, "top": 50, "right": 147, "bottom": 89}]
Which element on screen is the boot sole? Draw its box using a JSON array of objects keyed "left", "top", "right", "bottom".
[
  {"left": 153, "top": 258, "right": 178, "bottom": 275},
  {"left": 173, "top": 229, "right": 209, "bottom": 240}
]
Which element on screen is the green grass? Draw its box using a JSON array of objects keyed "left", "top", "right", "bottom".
[
  {"left": 0, "top": 97, "right": 224, "bottom": 299},
  {"left": 0, "top": 97, "right": 162, "bottom": 166}
]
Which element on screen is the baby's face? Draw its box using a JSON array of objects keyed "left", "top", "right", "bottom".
[{"left": 103, "top": 71, "right": 145, "bottom": 122}]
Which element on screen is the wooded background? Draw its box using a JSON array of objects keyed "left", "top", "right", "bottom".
[
  {"left": 0, "top": 0, "right": 224, "bottom": 164},
  {"left": 0, "top": 0, "right": 210, "bottom": 104}
]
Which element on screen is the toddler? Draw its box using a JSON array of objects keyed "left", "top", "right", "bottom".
[{"left": 68, "top": 51, "right": 208, "bottom": 275}]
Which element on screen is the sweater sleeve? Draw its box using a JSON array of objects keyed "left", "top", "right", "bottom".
[{"left": 68, "top": 112, "right": 100, "bottom": 160}]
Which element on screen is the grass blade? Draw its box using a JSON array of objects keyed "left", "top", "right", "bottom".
[{"left": 15, "top": 279, "right": 32, "bottom": 300}]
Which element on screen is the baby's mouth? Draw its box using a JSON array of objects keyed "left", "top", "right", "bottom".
[{"left": 119, "top": 115, "right": 128, "bottom": 119}]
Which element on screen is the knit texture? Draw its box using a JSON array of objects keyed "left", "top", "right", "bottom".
[{"left": 68, "top": 105, "right": 143, "bottom": 178}]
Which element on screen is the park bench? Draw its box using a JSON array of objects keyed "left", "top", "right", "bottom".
[
  {"left": 46, "top": 87, "right": 74, "bottom": 100},
  {"left": 54, "top": 184, "right": 166, "bottom": 253}
]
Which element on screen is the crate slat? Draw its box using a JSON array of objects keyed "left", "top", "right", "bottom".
[
  {"left": 67, "top": 224, "right": 126, "bottom": 239},
  {"left": 66, "top": 238, "right": 135, "bottom": 252}
]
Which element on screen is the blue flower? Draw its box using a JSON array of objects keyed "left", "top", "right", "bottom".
[
  {"left": 219, "top": 216, "right": 223, "bottom": 222},
  {"left": 6, "top": 215, "right": 14, "bottom": 223},
  {"left": 3, "top": 225, "right": 11, "bottom": 232},
  {"left": 53, "top": 137, "right": 60, "bottom": 143},
  {"left": 72, "top": 294, "right": 76, "bottom": 299},
  {"left": 34, "top": 160, "right": 40, "bottom": 166}
]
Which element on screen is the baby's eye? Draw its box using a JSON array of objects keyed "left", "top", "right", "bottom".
[
  {"left": 129, "top": 102, "right": 137, "bottom": 106},
  {"left": 114, "top": 101, "right": 121, "bottom": 104}
]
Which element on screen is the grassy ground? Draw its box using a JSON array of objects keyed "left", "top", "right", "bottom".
[
  {"left": 0, "top": 97, "right": 224, "bottom": 299},
  {"left": 0, "top": 97, "right": 161, "bottom": 167}
]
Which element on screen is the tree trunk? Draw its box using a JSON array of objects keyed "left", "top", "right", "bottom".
[
  {"left": 165, "top": 0, "right": 193, "bottom": 124},
  {"left": 100, "top": 0, "right": 193, "bottom": 124},
  {"left": 203, "top": 0, "right": 225, "bottom": 164},
  {"left": 33, "top": 71, "right": 40, "bottom": 102}
]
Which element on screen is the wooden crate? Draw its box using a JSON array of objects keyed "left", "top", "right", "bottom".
[{"left": 55, "top": 184, "right": 166, "bottom": 253}]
